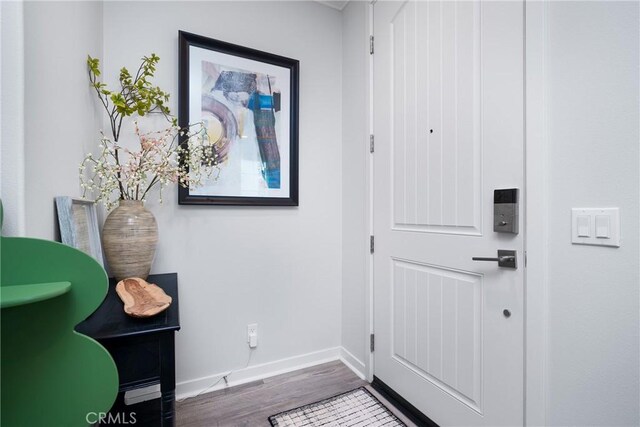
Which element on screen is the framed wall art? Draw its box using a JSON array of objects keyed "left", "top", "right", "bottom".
[
  {"left": 178, "top": 31, "right": 299, "bottom": 206},
  {"left": 54, "top": 197, "right": 104, "bottom": 266}
]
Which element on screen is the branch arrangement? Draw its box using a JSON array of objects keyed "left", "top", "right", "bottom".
[{"left": 80, "top": 54, "right": 220, "bottom": 210}]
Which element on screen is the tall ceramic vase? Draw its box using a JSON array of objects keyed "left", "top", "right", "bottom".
[{"left": 102, "top": 200, "right": 158, "bottom": 281}]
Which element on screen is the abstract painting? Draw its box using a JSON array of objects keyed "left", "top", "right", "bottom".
[{"left": 178, "top": 31, "right": 299, "bottom": 205}]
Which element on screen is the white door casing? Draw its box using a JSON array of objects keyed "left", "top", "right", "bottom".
[{"left": 373, "top": 1, "right": 525, "bottom": 426}]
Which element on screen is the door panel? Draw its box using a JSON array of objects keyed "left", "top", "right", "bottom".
[
  {"left": 374, "top": 1, "right": 525, "bottom": 426},
  {"left": 392, "top": 259, "right": 483, "bottom": 412},
  {"left": 392, "top": 0, "right": 481, "bottom": 234}
]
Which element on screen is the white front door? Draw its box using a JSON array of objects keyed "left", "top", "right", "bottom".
[{"left": 373, "top": 1, "right": 525, "bottom": 426}]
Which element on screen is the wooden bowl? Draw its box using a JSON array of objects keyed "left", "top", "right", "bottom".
[{"left": 115, "top": 277, "right": 172, "bottom": 318}]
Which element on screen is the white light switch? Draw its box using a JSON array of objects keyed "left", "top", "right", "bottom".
[
  {"left": 571, "top": 208, "right": 620, "bottom": 247},
  {"left": 595, "top": 215, "right": 610, "bottom": 238},
  {"left": 577, "top": 215, "right": 590, "bottom": 237}
]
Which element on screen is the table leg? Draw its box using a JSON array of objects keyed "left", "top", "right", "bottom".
[{"left": 160, "top": 333, "right": 176, "bottom": 427}]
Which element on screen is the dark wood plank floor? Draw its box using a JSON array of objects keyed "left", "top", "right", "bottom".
[{"left": 176, "top": 360, "right": 414, "bottom": 427}]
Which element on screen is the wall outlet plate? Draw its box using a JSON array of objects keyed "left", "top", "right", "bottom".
[{"left": 247, "top": 323, "right": 258, "bottom": 347}]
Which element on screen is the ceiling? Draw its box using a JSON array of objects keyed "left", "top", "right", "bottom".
[{"left": 314, "top": 1, "right": 351, "bottom": 11}]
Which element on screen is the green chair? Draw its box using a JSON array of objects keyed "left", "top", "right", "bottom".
[{"left": 1, "top": 204, "right": 118, "bottom": 426}]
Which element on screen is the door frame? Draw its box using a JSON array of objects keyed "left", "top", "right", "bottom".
[
  {"left": 363, "top": 1, "right": 549, "bottom": 425},
  {"left": 522, "top": 1, "right": 549, "bottom": 425}
]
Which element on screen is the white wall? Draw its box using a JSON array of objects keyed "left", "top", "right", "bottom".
[
  {"left": 546, "top": 2, "right": 639, "bottom": 425},
  {"left": 102, "top": 1, "right": 343, "bottom": 389},
  {"left": 340, "top": 0, "right": 368, "bottom": 374},
  {"left": 0, "top": 2, "right": 25, "bottom": 236},
  {"left": 0, "top": 1, "right": 26, "bottom": 236},
  {"left": 20, "top": 1, "right": 104, "bottom": 239}
]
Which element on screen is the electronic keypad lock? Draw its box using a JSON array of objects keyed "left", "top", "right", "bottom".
[{"left": 494, "top": 188, "right": 519, "bottom": 234}]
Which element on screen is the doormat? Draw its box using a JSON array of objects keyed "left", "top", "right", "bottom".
[{"left": 268, "top": 387, "right": 406, "bottom": 427}]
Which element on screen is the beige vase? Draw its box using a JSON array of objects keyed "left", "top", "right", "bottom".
[{"left": 102, "top": 200, "right": 158, "bottom": 281}]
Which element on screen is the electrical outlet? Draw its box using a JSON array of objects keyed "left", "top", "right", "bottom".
[{"left": 247, "top": 323, "right": 258, "bottom": 348}]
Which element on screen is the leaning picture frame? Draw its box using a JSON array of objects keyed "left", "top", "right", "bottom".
[
  {"left": 55, "top": 197, "right": 104, "bottom": 267},
  {"left": 178, "top": 30, "right": 299, "bottom": 206}
]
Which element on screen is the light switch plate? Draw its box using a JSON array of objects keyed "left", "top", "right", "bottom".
[{"left": 571, "top": 208, "right": 620, "bottom": 247}]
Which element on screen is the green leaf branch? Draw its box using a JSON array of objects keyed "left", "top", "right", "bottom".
[
  {"left": 88, "top": 53, "right": 175, "bottom": 144},
  {"left": 82, "top": 54, "right": 219, "bottom": 209}
]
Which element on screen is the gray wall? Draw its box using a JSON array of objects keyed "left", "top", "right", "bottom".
[
  {"left": 1, "top": 2, "right": 103, "bottom": 237},
  {"left": 546, "top": 2, "right": 639, "bottom": 425},
  {"left": 23, "top": 1, "right": 104, "bottom": 239},
  {"left": 1, "top": 1, "right": 27, "bottom": 235},
  {"left": 12, "top": 0, "right": 345, "bottom": 395},
  {"left": 102, "top": 1, "right": 344, "bottom": 389},
  {"left": 341, "top": 0, "right": 368, "bottom": 372}
]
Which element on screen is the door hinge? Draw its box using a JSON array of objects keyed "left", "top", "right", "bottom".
[
  {"left": 369, "top": 36, "right": 374, "bottom": 54},
  {"left": 369, "top": 134, "right": 375, "bottom": 153},
  {"left": 370, "top": 334, "right": 375, "bottom": 352},
  {"left": 370, "top": 235, "right": 375, "bottom": 254}
]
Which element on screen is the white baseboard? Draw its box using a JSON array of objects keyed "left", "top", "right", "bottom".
[
  {"left": 127, "top": 346, "right": 368, "bottom": 404},
  {"left": 339, "top": 347, "right": 367, "bottom": 380},
  {"left": 176, "top": 346, "right": 343, "bottom": 400}
]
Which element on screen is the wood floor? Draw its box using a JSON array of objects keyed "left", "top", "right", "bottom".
[{"left": 176, "top": 360, "right": 416, "bottom": 427}]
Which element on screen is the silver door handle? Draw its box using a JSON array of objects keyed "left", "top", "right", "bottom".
[
  {"left": 472, "top": 256, "right": 513, "bottom": 262},
  {"left": 472, "top": 250, "right": 517, "bottom": 269}
]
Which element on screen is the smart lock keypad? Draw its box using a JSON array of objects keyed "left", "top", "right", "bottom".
[{"left": 494, "top": 188, "right": 519, "bottom": 234}]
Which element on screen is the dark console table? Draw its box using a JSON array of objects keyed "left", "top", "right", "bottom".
[{"left": 76, "top": 273, "right": 180, "bottom": 426}]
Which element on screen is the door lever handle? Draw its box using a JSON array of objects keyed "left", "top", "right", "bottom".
[
  {"left": 472, "top": 256, "right": 513, "bottom": 262},
  {"left": 472, "top": 250, "right": 517, "bottom": 269}
]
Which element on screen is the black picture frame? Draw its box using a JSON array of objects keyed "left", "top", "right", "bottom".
[{"left": 178, "top": 31, "right": 299, "bottom": 206}]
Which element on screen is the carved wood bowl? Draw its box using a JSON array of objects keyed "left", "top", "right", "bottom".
[{"left": 115, "top": 277, "right": 172, "bottom": 318}]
